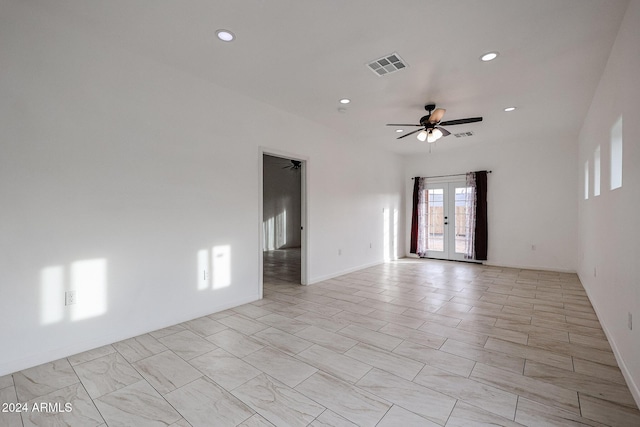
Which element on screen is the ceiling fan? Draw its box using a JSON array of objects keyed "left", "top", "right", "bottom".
[
  {"left": 282, "top": 160, "right": 302, "bottom": 170},
  {"left": 387, "top": 104, "right": 482, "bottom": 142}
]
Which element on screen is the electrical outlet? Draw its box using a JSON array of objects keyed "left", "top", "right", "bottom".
[
  {"left": 65, "top": 290, "right": 76, "bottom": 306},
  {"left": 338, "top": 249, "right": 342, "bottom": 256},
  {"left": 594, "top": 267, "right": 597, "bottom": 277},
  {"left": 531, "top": 244, "right": 536, "bottom": 251},
  {"left": 629, "top": 312, "right": 633, "bottom": 331},
  {"left": 369, "top": 243, "right": 372, "bottom": 249}
]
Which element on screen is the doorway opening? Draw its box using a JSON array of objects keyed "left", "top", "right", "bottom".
[{"left": 261, "top": 152, "right": 307, "bottom": 291}]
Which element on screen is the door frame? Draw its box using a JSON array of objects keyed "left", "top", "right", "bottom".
[
  {"left": 258, "top": 147, "right": 309, "bottom": 298},
  {"left": 423, "top": 178, "right": 470, "bottom": 262}
]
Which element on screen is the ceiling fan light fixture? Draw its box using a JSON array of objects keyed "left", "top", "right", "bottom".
[
  {"left": 388, "top": 104, "right": 483, "bottom": 143},
  {"left": 504, "top": 106, "right": 517, "bottom": 112},
  {"left": 216, "top": 29, "right": 235, "bottom": 42},
  {"left": 480, "top": 51, "right": 499, "bottom": 62},
  {"left": 395, "top": 129, "right": 403, "bottom": 133}
]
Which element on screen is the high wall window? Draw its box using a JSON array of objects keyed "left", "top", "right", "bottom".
[
  {"left": 584, "top": 160, "right": 589, "bottom": 200},
  {"left": 594, "top": 146, "right": 601, "bottom": 197},
  {"left": 610, "top": 116, "right": 623, "bottom": 190}
]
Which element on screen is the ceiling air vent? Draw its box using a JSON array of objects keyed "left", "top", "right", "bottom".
[
  {"left": 367, "top": 53, "right": 408, "bottom": 76},
  {"left": 454, "top": 131, "right": 475, "bottom": 138}
]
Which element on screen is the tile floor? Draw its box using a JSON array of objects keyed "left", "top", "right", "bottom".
[
  {"left": 1, "top": 259, "right": 639, "bottom": 426},
  {"left": 263, "top": 248, "right": 301, "bottom": 285}
]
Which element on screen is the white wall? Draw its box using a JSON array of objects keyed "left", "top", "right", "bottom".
[
  {"left": 293, "top": 146, "right": 404, "bottom": 284},
  {"left": 577, "top": 0, "right": 640, "bottom": 403},
  {"left": 404, "top": 134, "right": 578, "bottom": 272},
  {"left": 263, "top": 155, "right": 302, "bottom": 250},
  {"left": 0, "top": 2, "right": 404, "bottom": 375}
]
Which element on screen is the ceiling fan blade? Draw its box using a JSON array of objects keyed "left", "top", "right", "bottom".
[
  {"left": 397, "top": 128, "right": 423, "bottom": 140},
  {"left": 439, "top": 117, "right": 483, "bottom": 126},
  {"left": 386, "top": 123, "right": 422, "bottom": 127},
  {"left": 437, "top": 127, "right": 451, "bottom": 137},
  {"left": 429, "top": 108, "right": 446, "bottom": 123}
]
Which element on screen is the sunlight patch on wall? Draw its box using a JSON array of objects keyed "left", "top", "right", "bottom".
[
  {"left": 213, "top": 245, "right": 231, "bottom": 289},
  {"left": 282, "top": 210, "right": 287, "bottom": 247},
  {"left": 197, "top": 249, "right": 210, "bottom": 290},
  {"left": 264, "top": 217, "right": 274, "bottom": 250},
  {"left": 197, "top": 246, "right": 232, "bottom": 290},
  {"left": 263, "top": 210, "right": 288, "bottom": 250},
  {"left": 393, "top": 209, "right": 399, "bottom": 261},
  {"left": 40, "top": 259, "right": 108, "bottom": 325},
  {"left": 383, "top": 208, "right": 390, "bottom": 262},
  {"left": 71, "top": 259, "right": 107, "bottom": 321},
  {"left": 40, "top": 266, "right": 64, "bottom": 325}
]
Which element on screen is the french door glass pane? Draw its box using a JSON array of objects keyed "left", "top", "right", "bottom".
[
  {"left": 427, "top": 189, "right": 444, "bottom": 251},
  {"left": 454, "top": 186, "right": 473, "bottom": 254}
]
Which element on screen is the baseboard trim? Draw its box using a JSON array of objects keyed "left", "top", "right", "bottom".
[
  {"left": 308, "top": 260, "right": 385, "bottom": 285},
  {"left": 577, "top": 273, "right": 640, "bottom": 409},
  {"left": 402, "top": 255, "right": 574, "bottom": 273},
  {"left": 483, "top": 261, "right": 576, "bottom": 274},
  {"left": 0, "top": 294, "right": 260, "bottom": 376}
]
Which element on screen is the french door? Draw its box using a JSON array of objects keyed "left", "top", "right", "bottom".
[{"left": 423, "top": 181, "right": 473, "bottom": 261}]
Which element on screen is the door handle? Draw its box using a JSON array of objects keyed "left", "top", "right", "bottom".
[{"left": 444, "top": 222, "right": 449, "bottom": 225}]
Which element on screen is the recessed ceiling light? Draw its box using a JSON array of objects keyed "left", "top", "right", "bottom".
[
  {"left": 339, "top": 98, "right": 351, "bottom": 104},
  {"left": 395, "top": 129, "right": 403, "bottom": 133},
  {"left": 480, "top": 52, "right": 499, "bottom": 62},
  {"left": 216, "top": 29, "right": 235, "bottom": 42},
  {"left": 504, "top": 107, "right": 517, "bottom": 112}
]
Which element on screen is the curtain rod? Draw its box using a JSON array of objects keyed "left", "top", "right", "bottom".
[{"left": 411, "top": 170, "right": 492, "bottom": 180}]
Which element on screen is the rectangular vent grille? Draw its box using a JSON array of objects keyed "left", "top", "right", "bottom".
[
  {"left": 367, "top": 52, "right": 408, "bottom": 76},
  {"left": 454, "top": 131, "right": 475, "bottom": 138}
]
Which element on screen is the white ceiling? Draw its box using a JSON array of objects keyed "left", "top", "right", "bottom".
[{"left": 46, "top": 0, "right": 629, "bottom": 154}]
